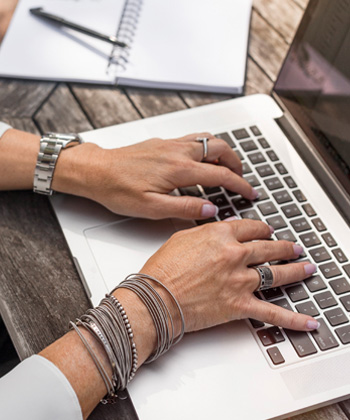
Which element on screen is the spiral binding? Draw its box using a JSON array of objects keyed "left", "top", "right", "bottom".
[{"left": 107, "top": 0, "right": 143, "bottom": 75}]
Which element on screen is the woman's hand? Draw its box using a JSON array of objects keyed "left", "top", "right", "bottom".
[
  {"left": 53, "top": 132, "right": 257, "bottom": 220},
  {"left": 140, "top": 218, "right": 319, "bottom": 333}
]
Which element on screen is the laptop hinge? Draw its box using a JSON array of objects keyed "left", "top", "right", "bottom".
[{"left": 272, "top": 91, "right": 350, "bottom": 227}]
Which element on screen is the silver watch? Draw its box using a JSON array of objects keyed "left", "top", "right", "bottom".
[{"left": 33, "top": 132, "right": 83, "bottom": 195}]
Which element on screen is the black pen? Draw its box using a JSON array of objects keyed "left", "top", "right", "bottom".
[{"left": 30, "top": 7, "right": 128, "bottom": 48}]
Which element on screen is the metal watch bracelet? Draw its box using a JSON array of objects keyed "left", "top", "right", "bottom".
[{"left": 33, "top": 132, "right": 83, "bottom": 195}]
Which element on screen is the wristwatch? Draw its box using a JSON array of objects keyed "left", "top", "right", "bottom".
[{"left": 33, "top": 132, "right": 83, "bottom": 195}]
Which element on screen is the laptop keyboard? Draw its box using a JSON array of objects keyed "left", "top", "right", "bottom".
[{"left": 178, "top": 125, "right": 350, "bottom": 367}]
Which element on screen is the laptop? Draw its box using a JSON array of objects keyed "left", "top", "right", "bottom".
[{"left": 51, "top": 1, "right": 350, "bottom": 418}]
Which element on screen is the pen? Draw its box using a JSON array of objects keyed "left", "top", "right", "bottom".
[{"left": 30, "top": 7, "right": 128, "bottom": 48}]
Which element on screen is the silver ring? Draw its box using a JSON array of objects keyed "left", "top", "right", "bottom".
[
  {"left": 196, "top": 137, "right": 209, "bottom": 160},
  {"left": 253, "top": 266, "right": 274, "bottom": 291}
]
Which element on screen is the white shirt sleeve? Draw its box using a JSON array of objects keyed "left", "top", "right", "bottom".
[
  {"left": 0, "top": 355, "right": 83, "bottom": 420},
  {"left": 0, "top": 122, "right": 12, "bottom": 138}
]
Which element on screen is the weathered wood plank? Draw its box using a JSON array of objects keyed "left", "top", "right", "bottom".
[
  {"left": 253, "top": 0, "right": 304, "bottom": 44},
  {"left": 245, "top": 57, "right": 274, "bottom": 95},
  {"left": 0, "top": 117, "right": 40, "bottom": 134},
  {"left": 0, "top": 80, "right": 55, "bottom": 118},
  {"left": 71, "top": 85, "right": 141, "bottom": 128},
  {"left": 248, "top": 10, "right": 290, "bottom": 82},
  {"left": 180, "top": 92, "right": 232, "bottom": 108},
  {"left": 125, "top": 89, "right": 187, "bottom": 118},
  {"left": 340, "top": 401, "right": 350, "bottom": 419},
  {"left": 293, "top": 0, "right": 309, "bottom": 9},
  {"left": 34, "top": 83, "right": 93, "bottom": 133},
  {"left": 290, "top": 404, "right": 348, "bottom": 420}
]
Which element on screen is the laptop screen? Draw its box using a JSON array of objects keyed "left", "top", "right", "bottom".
[{"left": 273, "top": 0, "right": 350, "bottom": 195}]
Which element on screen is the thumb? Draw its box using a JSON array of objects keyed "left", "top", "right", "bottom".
[{"left": 150, "top": 194, "right": 218, "bottom": 220}]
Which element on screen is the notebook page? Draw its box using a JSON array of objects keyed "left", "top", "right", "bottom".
[
  {"left": 118, "top": 0, "right": 252, "bottom": 93},
  {"left": 0, "top": 0, "right": 125, "bottom": 83}
]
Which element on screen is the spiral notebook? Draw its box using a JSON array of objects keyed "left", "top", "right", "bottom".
[{"left": 0, "top": 0, "right": 252, "bottom": 94}]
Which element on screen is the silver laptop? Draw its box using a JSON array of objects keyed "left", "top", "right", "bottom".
[{"left": 51, "top": 1, "right": 350, "bottom": 418}]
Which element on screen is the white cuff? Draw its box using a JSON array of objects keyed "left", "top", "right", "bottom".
[
  {"left": 0, "top": 122, "right": 13, "bottom": 138},
  {"left": 0, "top": 355, "right": 83, "bottom": 420}
]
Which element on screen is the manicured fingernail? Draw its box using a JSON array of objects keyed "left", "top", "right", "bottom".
[
  {"left": 293, "top": 245, "right": 304, "bottom": 255},
  {"left": 250, "top": 188, "right": 259, "bottom": 200},
  {"left": 268, "top": 225, "right": 274, "bottom": 234},
  {"left": 201, "top": 204, "right": 218, "bottom": 218},
  {"left": 304, "top": 263, "right": 317, "bottom": 275},
  {"left": 306, "top": 320, "right": 320, "bottom": 330},
  {"left": 225, "top": 216, "right": 239, "bottom": 221}
]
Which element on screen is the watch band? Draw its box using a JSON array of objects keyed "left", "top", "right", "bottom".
[{"left": 33, "top": 132, "right": 83, "bottom": 195}]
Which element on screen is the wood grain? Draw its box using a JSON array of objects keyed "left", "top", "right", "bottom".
[
  {"left": 245, "top": 57, "right": 274, "bottom": 95},
  {"left": 289, "top": 404, "right": 348, "bottom": 420}
]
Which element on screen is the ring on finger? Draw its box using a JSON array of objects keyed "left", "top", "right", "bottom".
[
  {"left": 195, "top": 137, "right": 210, "bottom": 160},
  {"left": 253, "top": 265, "right": 274, "bottom": 291}
]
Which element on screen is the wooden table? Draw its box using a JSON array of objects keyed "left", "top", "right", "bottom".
[{"left": 0, "top": 1, "right": 349, "bottom": 419}]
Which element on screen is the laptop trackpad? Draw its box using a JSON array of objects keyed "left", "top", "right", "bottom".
[{"left": 84, "top": 217, "right": 195, "bottom": 291}]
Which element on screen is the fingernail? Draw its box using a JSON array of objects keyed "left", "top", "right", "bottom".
[
  {"left": 293, "top": 244, "right": 304, "bottom": 256},
  {"left": 304, "top": 263, "right": 317, "bottom": 275},
  {"left": 250, "top": 188, "right": 259, "bottom": 200},
  {"left": 268, "top": 225, "right": 274, "bottom": 234},
  {"left": 225, "top": 216, "right": 239, "bottom": 221},
  {"left": 306, "top": 320, "right": 320, "bottom": 330},
  {"left": 201, "top": 204, "right": 218, "bottom": 218}
]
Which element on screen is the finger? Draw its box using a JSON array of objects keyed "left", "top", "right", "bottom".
[
  {"left": 174, "top": 132, "right": 216, "bottom": 143},
  {"left": 248, "top": 298, "right": 320, "bottom": 331},
  {"left": 177, "top": 162, "right": 257, "bottom": 200},
  {"left": 146, "top": 193, "right": 219, "bottom": 220},
  {"left": 248, "top": 261, "right": 317, "bottom": 291},
  {"left": 226, "top": 219, "right": 273, "bottom": 242},
  {"left": 244, "top": 240, "right": 304, "bottom": 266}
]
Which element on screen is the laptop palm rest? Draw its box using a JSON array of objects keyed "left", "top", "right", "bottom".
[{"left": 84, "top": 217, "right": 195, "bottom": 292}]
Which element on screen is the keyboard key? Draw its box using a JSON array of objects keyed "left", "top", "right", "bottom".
[
  {"left": 299, "top": 232, "right": 321, "bottom": 248},
  {"left": 286, "top": 284, "right": 309, "bottom": 302},
  {"left": 281, "top": 204, "right": 302, "bottom": 218},
  {"left": 319, "top": 262, "right": 342, "bottom": 279},
  {"left": 314, "top": 291, "right": 337, "bottom": 309},
  {"left": 275, "top": 163, "right": 288, "bottom": 175},
  {"left": 309, "top": 247, "right": 331, "bottom": 263},
  {"left": 240, "top": 140, "right": 257, "bottom": 152},
  {"left": 249, "top": 318, "right": 265, "bottom": 328},
  {"left": 343, "top": 264, "right": 350, "bottom": 278},
  {"left": 329, "top": 278, "right": 350, "bottom": 295},
  {"left": 267, "top": 326, "right": 285, "bottom": 343},
  {"left": 256, "top": 164, "right": 274, "bottom": 178},
  {"left": 290, "top": 217, "right": 311, "bottom": 233},
  {"left": 258, "top": 137, "right": 270, "bottom": 148},
  {"left": 275, "top": 230, "right": 297, "bottom": 242},
  {"left": 272, "top": 298, "right": 293, "bottom": 311},
  {"left": 232, "top": 128, "right": 250, "bottom": 140},
  {"left": 179, "top": 186, "right": 202, "bottom": 197},
  {"left": 340, "top": 295, "right": 350, "bottom": 312},
  {"left": 267, "top": 347, "right": 285, "bottom": 365},
  {"left": 215, "top": 132, "right": 235, "bottom": 148},
  {"left": 335, "top": 325, "right": 350, "bottom": 344},
  {"left": 244, "top": 174, "right": 260, "bottom": 187},
  {"left": 255, "top": 188, "right": 269, "bottom": 201},
  {"left": 284, "top": 329, "right": 317, "bottom": 357},
  {"left": 250, "top": 126, "right": 261, "bottom": 136},
  {"left": 240, "top": 210, "right": 261, "bottom": 221},
  {"left": 242, "top": 162, "right": 252, "bottom": 174},
  {"left": 296, "top": 301, "right": 319, "bottom": 317},
  {"left": 284, "top": 176, "right": 297, "bottom": 189},
  {"left": 272, "top": 190, "right": 292, "bottom": 204},
  {"left": 261, "top": 287, "right": 284, "bottom": 300},
  {"left": 293, "top": 190, "right": 307, "bottom": 202},
  {"left": 324, "top": 307, "right": 348, "bottom": 326},
  {"left": 203, "top": 186, "right": 221, "bottom": 195},
  {"left": 232, "top": 197, "right": 253, "bottom": 211},
  {"left": 310, "top": 318, "right": 339, "bottom": 351},
  {"left": 248, "top": 152, "right": 266, "bottom": 165},
  {"left": 257, "top": 329, "right": 275, "bottom": 346},
  {"left": 225, "top": 189, "right": 239, "bottom": 197},
  {"left": 264, "top": 177, "right": 283, "bottom": 191},
  {"left": 332, "top": 248, "right": 348, "bottom": 263},
  {"left": 302, "top": 203, "right": 317, "bottom": 217},
  {"left": 209, "top": 194, "right": 229, "bottom": 208},
  {"left": 266, "top": 150, "right": 278, "bottom": 162},
  {"left": 312, "top": 218, "right": 326, "bottom": 232},
  {"left": 218, "top": 207, "right": 236, "bottom": 220},
  {"left": 266, "top": 215, "right": 287, "bottom": 231},
  {"left": 304, "top": 275, "right": 327, "bottom": 292},
  {"left": 258, "top": 201, "right": 278, "bottom": 216},
  {"left": 234, "top": 149, "right": 244, "bottom": 161}
]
